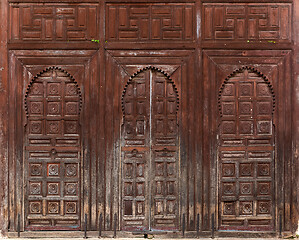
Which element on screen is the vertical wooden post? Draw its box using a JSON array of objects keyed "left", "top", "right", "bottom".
[
  {"left": 113, "top": 213, "right": 117, "bottom": 238},
  {"left": 84, "top": 214, "right": 87, "bottom": 239},
  {"left": 279, "top": 214, "right": 282, "bottom": 238},
  {"left": 196, "top": 213, "right": 200, "bottom": 238},
  {"left": 182, "top": 213, "right": 186, "bottom": 237},
  {"left": 17, "top": 214, "right": 20, "bottom": 238},
  {"left": 98, "top": 213, "right": 102, "bottom": 238},
  {"left": 211, "top": 213, "right": 215, "bottom": 239}
]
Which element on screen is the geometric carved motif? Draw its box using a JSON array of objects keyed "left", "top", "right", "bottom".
[
  {"left": 65, "top": 202, "right": 77, "bottom": 214},
  {"left": 29, "top": 121, "right": 42, "bottom": 134},
  {"left": 30, "top": 202, "right": 42, "bottom": 214},
  {"left": 239, "top": 202, "right": 253, "bottom": 215},
  {"left": 203, "top": 4, "right": 291, "bottom": 42},
  {"left": 65, "top": 102, "right": 79, "bottom": 115},
  {"left": 48, "top": 201, "right": 60, "bottom": 214},
  {"left": 29, "top": 182, "right": 42, "bottom": 195},
  {"left": 223, "top": 202, "right": 235, "bottom": 215},
  {"left": 47, "top": 183, "right": 60, "bottom": 195},
  {"left": 107, "top": 4, "right": 194, "bottom": 41},
  {"left": 10, "top": 4, "right": 98, "bottom": 41},
  {"left": 30, "top": 164, "right": 42, "bottom": 176},
  {"left": 65, "top": 164, "right": 78, "bottom": 177},
  {"left": 121, "top": 67, "right": 179, "bottom": 230},
  {"left": 64, "top": 121, "right": 78, "bottom": 134},
  {"left": 24, "top": 67, "right": 81, "bottom": 230},
  {"left": 29, "top": 102, "right": 43, "bottom": 115},
  {"left": 47, "top": 102, "right": 61, "bottom": 115},
  {"left": 48, "top": 164, "right": 59, "bottom": 176},
  {"left": 218, "top": 67, "right": 275, "bottom": 230},
  {"left": 46, "top": 121, "right": 61, "bottom": 134},
  {"left": 65, "top": 183, "right": 78, "bottom": 196},
  {"left": 240, "top": 182, "right": 253, "bottom": 195}
]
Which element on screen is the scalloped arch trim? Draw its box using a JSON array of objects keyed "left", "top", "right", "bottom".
[
  {"left": 218, "top": 66, "right": 275, "bottom": 117},
  {"left": 121, "top": 66, "right": 179, "bottom": 115},
  {"left": 24, "top": 66, "right": 82, "bottom": 117}
]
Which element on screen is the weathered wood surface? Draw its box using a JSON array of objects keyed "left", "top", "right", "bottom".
[
  {"left": 0, "top": 0, "right": 297, "bottom": 237},
  {"left": 293, "top": 0, "right": 299, "bottom": 234}
]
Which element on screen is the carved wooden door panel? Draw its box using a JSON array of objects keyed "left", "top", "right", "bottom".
[
  {"left": 218, "top": 68, "right": 275, "bottom": 231},
  {"left": 121, "top": 68, "right": 179, "bottom": 231},
  {"left": 121, "top": 69, "right": 151, "bottom": 231},
  {"left": 24, "top": 67, "right": 82, "bottom": 230}
]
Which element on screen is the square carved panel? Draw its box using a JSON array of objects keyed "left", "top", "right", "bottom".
[
  {"left": 9, "top": 4, "right": 99, "bottom": 42},
  {"left": 106, "top": 3, "right": 195, "bottom": 42},
  {"left": 202, "top": 4, "right": 291, "bottom": 43}
]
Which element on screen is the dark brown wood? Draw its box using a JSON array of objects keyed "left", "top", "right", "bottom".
[
  {"left": 0, "top": 0, "right": 9, "bottom": 236},
  {"left": 293, "top": 0, "right": 299, "bottom": 234},
  {"left": 0, "top": 0, "right": 298, "bottom": 237}
]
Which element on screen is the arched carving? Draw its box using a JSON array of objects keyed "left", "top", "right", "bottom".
[
  {"left": 121, "top": 66, "right": 179, "bottom": 119},
  {"left": 218, "top": 66, "right": 275, "bottom": 117},
  {"left": 25, "top": 66, "right": 82, "bottom": 118}
]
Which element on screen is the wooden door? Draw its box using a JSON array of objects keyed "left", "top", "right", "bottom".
[
  {"left": 24, "top": 67, "right": 82, "bottom": 230},
  {"left": 218, "top": 68, "right": 275, "bottom": 230},
  {"left": 121, "top": 68, "right": 179, "bottom": 231}
]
